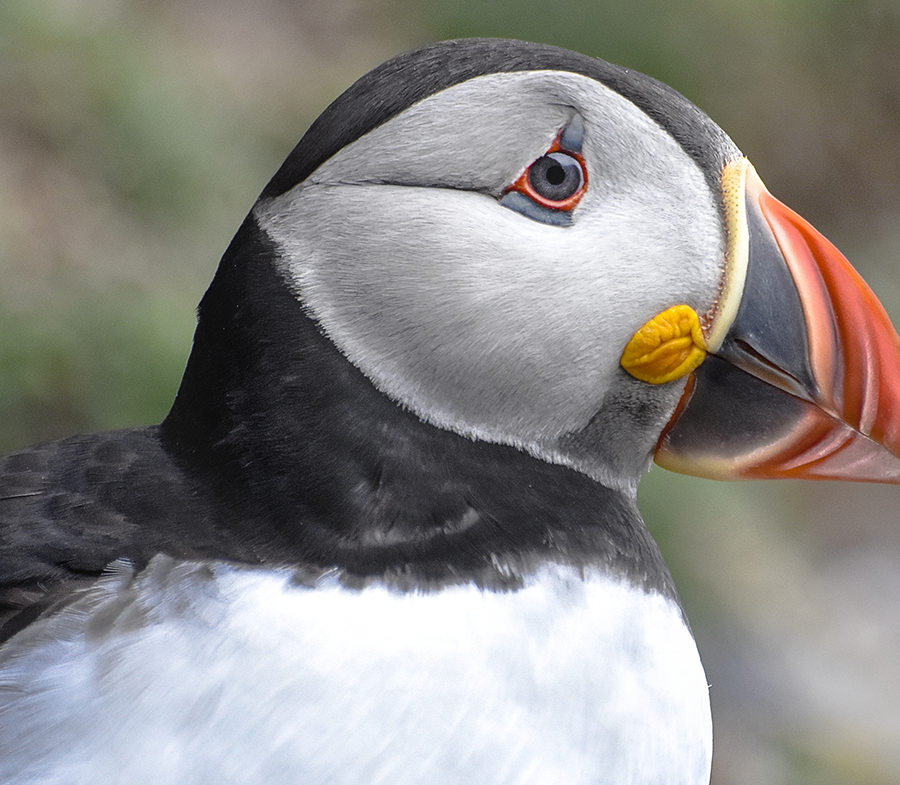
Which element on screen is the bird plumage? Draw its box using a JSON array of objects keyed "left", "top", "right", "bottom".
[{"left": 2, "top": 37, "right": 899, "bottom": 785}]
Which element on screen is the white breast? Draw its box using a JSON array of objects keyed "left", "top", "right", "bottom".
[{"left": 0, "top": 557, "right": 711, "bottom": 785}]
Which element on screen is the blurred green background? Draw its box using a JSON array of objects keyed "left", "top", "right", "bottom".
[{"left": 2, "top": 1, "right": 900, "bottom": 782}]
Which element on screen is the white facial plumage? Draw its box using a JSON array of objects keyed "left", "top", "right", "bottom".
[{"left": 256, "top": 71, "right": 725, "bottom": 491}]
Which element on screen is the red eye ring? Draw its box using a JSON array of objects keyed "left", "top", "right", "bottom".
[{"left": 504, "top": 134, "right": 588, "bottom": 212}]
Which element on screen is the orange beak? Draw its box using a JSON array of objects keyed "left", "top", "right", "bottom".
[{"left": 656, "top": 162, "right": 900, "bottom": 482}]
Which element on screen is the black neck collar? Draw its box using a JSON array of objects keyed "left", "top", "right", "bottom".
[{"left": 162, "top": 218, "right": 675, "bottom": 596}]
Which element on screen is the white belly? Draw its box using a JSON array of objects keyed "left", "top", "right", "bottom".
[{"left": 0, "top": 557, "right": 711, "bottom": 785}]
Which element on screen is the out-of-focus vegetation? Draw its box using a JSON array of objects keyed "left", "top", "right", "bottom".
[
  {"left": 2, "top": 2, "right": 900, "bottom": 784},
  {"left": 0, "top": 0, "right": 409, "bottom": 448}
]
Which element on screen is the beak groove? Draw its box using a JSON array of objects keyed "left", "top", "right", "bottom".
[{"left": 755, "top": 175, "right": 900, "bottom": 454}]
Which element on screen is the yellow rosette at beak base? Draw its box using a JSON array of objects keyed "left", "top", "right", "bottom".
[{"left": 620, "top": 305, "right": 708, "bottom": 385}]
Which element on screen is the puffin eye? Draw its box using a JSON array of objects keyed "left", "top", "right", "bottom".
[
  {"left": 500, "top": 139, "right": 588, "bottom": 226},
  {"left": 527, "top": 153, "right": 585, "bottom": 205}
]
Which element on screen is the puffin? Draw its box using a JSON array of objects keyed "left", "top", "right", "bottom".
[{"left": 2, "top": 38, "right": 900, "bottom": 785}]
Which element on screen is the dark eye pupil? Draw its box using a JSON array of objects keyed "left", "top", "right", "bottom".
[
  {"left": 527, "top": 152, "right": 584, "bottom": 203},
  {"left": 546, "top": 163, "right": 566, "bottom": 186}
]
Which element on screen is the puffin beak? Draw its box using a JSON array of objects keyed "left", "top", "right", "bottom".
[{"left": 655, "top": 159, "right": 900, "bottom": 482}]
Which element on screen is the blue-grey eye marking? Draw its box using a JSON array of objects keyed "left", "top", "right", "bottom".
[
  {"left": 499, "top": 191, "right": 574, "bottom": 226},
  {"left": 559, "top": 114, "right": 585, "bottom": 153}
]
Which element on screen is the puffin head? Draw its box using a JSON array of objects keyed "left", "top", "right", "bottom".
[{"left": 183, "top": 39, "right": 900, "bottom": 498}]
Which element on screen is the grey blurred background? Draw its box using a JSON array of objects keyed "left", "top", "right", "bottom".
[{"left": 2, "top": 1, "right": 900, "bottom": 782}]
